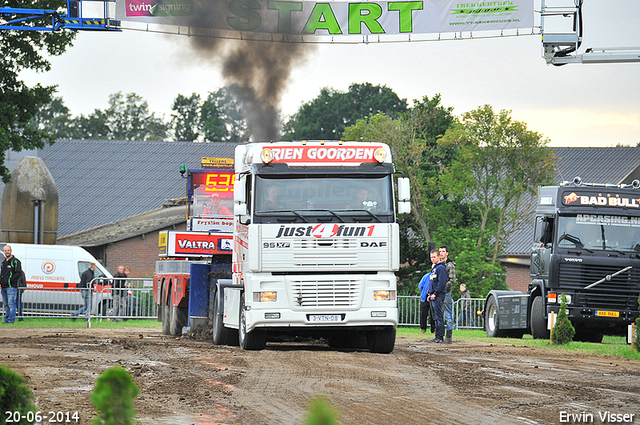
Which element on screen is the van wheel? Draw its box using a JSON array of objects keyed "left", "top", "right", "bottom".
[
  {"left": 161, "top": 285, "right": 171, "bottom": 335},
  {"left": 169, "top": 305, "right": 187, "bottom": 336},
  {"left": 238, "top": 295, "right": 266, "bottom": 350}
]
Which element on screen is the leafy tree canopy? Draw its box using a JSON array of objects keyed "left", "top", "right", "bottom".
[
  {"left": 0, "top": 0, "right": 75, "bottom": 182},
  {"left": 282, "top": 82, "right": 408, "bottom": 141}
]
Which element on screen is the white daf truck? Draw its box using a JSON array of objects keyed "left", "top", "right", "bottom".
[{"left": 210, "top": 141, "right": 410, "bottom": 353}]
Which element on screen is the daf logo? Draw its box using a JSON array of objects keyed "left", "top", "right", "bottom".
[
  {"left": 360, "top": 242, "right": 387, "bottom": 248},
  {"left": 564, "top": 258, "right": 583, "bottom": 262}
]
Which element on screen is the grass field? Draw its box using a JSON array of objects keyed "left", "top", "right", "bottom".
[
  {"left": 398, "top": 327, "right": 640, "bottom": 360},
  {"left": 0, "top": 318, "right": 162, "bottom": 329}
]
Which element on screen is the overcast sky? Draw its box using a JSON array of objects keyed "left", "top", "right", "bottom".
[{"left": 19, "top": 0, "right": 640, "bottom": 147}]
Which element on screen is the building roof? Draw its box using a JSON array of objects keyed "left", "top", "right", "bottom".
[
  {"left": 504, "top": 146, "right": 640, "bottom": 258},
  {"left": 56, "top": 205, "right": 185, "bottom": 247},
  {"left": 37, "top": 140, "right": 238, "bottom": 238}
]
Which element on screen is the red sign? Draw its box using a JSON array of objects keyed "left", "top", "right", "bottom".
[
  {"left": 168, "top": 231, "right": 233, "bottom": 257},
  {"left": 263, "top": 145, "right": 385, "bottom": 164},
  {"left": 191, "top": 170, "right": 235, "bottom": 194}
]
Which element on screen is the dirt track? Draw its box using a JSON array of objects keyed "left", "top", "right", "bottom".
[{"left": 1, "top": 327, "right": 638, "bottom": 425}]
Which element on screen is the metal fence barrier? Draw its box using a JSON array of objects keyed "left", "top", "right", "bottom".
[
  {"left": 1, "top": 278, "right": 157, "bottom": 321},
  {"left": 398, "top": 295, "right": 485, "bottom": 330}
]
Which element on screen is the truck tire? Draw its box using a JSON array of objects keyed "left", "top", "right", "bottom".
[
  {"left": 485, "top": 296, "right": 508, "bottom": 338},
  {"left": 212, "top": 288, "right": 236, "bottom": 345},
  {"left": 530, "top": 295, "right": 550, "bottom": 339},
  {"left": 169, "top": 305, "right": 187, "bottom": 336},
  {"left": 238, "top": 295, "right": 266, "bottom": 350},
  {"left": 366, "top": 327, "right": 396, "bottom": 354},
  {"left": 161, "top": 284, "right": 171, "bottom": 335}
]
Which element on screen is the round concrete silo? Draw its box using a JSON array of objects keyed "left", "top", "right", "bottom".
[{"left": 1, "top": 156, "right": 58, "bottom": 244}]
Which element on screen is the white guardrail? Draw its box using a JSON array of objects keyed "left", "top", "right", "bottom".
[
  {"left": 398, "top": 296, "right": 485, "bottom": 329},
  {"left": 1, "top": 278, "right": 157, "bottom": 321}
]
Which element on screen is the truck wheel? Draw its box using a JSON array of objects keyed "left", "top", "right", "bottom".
[
  {"left": 169, "top": 305, "right": 187, "bottom": 336},
  {"left": 238, "top": 295, "right": 266, "bottom": 350},
  {"left": 161, "top": 284, "right": 171, "bottom": 335},
  {"left": 366, "top": 327, "right": 396, "bottom": 354},
  {"left": 212, "top": 288, "right": 236, "bottom": 345},
  {"left": 485, "top": 296, "right": 508, "bottom": 338},
  {"left": 530, "top": 295, "right": 550, "bottom": 339}
]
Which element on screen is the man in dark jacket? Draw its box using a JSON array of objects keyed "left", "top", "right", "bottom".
[
  {"left": 427, "top": 249, "right": 448, "bottom": 343},
  {"left": 1, "top": 245, "right": 22, "bottom": 323},
  {"left": 112, "top": 265, "right": 127, "bottom": 321},
  {"left": 439, "top": 246, "right": 456, "bottom": 344},
  {"left": 73, "top": 263, "right": 95, "bottom": 320}
]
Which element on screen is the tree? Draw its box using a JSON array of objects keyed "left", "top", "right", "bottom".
[
  {"left": 0, "top": 1, "right": 75, "bottom": 182},
  {"left": 201, "top": 87, "right": 249, "bottom": 142},
  {"left": 439, "top": 105, "right": 556, "bottom": 268},
  {"left": 31, "top": 96, "right": 73, "bottom": 139},
  {"left": 105, "top": 92, "right": 168, "bottom": 141},
  {"left": 0, "top": 365, "right": 36, "bottom": 425},
  {"left": 171, "top": 93, "right": 201, "bottom": 142},
  {"left": 91, "top": 366, "right": 139, "bottom": 425},
  {"left": 283, "top": 83, "right": 408, "bottom": 141}
]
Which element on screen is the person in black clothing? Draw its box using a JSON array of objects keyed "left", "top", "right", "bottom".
[
  {"left": 73, "top": 263, "right": 95, "bottom": 320},
  {"left": 1, "top": 245, "right": 23, "bottom": 324},
  {"left": 112, "top": 265, "right": 127, "bottom": 321},
  {"left": 17, "top": 269, "right": 26, "bottom": 321}
]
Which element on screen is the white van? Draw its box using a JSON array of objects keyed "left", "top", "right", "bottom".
[{"left": 0, "top": 243, "right": 114, "bottom": 317}]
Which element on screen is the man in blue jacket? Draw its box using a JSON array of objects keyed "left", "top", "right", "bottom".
[{"left": 427, "top": 249, "right": 448, "bottom": 343}]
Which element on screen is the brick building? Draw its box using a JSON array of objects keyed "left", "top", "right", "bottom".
[{"left": 1, "top": 140, "right": 237, "bottom": 276}]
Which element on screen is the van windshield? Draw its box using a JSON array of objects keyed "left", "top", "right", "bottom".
[{"left": 78, "top": 262, "right": 106, "bottom": 279}]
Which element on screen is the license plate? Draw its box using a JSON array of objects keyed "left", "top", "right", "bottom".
[
  {"left": 309, "top": 315, "right": 342, "bottom": 322},
  {"left": 595, "top": 310, "right": 620, "bottom": 317}
]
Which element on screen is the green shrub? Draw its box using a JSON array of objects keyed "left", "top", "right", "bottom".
[
  {"left": 0, "top": 365, "right": 36, "bottom": 425},
  {"left": 551, "top": 293, "right": 575, "bottom": 345},
  {"left": 91, "top": 366, "right": 139, "bottom": 425},
  {"left": 304, "top": 396, "right": 340, "bottom": 425}
]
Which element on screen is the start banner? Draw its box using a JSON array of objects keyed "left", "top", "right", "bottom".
[{"left": 116, "top": 0, "right": 533, "bottom": 37}]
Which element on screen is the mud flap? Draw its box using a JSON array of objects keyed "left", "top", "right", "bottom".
[{"left": 189, "top": 263, "right": 210, "bottom": 330}]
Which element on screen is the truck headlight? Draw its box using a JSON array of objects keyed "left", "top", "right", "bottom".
[
  {"left": 373, "top": 290, "right": 396, "bottom": 301},
  {"left": 253, "top": 291, "right": 277, "bottom": 302}
]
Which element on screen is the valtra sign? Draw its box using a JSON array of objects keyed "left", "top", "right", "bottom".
[{"left": 164, "top": 231, "right": 233, "bottom": 257}]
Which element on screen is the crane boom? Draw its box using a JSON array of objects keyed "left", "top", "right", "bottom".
[
  {"left": 0, "top": 0, "right": 120, "bottom": 31},
  {"left": 541, "top": 0, "right": 640, "bottom": 65}
]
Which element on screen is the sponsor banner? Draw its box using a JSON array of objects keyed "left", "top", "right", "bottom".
[
  {"left": 117, "top": 0, "right": 533, "bottom": 36},
  {"left": 562, "top": 191, "right": 640, "bottom": 209},
  {"left": 190, "top": 217, "right": 234, "bottom": 233},
  {"left": 576, "top": 214, "right": 640, "bottom": 228},
  {"left": 262, "top": 145, "right": 385, "bottom": 164},
  {"left": 270, "top": 223, "right": 385, "bottom": 238},
  {"left": 167, "top": 231, "right": 233, "bottom": 256}
]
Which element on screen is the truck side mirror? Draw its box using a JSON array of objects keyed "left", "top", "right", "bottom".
[
  {"left": 397, "top": 202, "right": 411, "bottom": 215},
  {"left": 397, "top": 177, "right": 410, "bottom": 201},
  {"left": 234, "top": 176, "right": 245, "bottom": 204},
  {"left": 234, "top": 203, "right": 247, "bottom": 216}
]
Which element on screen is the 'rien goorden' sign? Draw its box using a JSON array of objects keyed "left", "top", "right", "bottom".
[
  {"left": 262, "top": 145, "right": 385, "bottom": 163},
  {"left": 117, "top": 0, "right": 533, "bottom": 36}
]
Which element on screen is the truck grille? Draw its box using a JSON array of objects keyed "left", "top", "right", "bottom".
[
  {"left": 558, "top": 263, "right": 640, "bottom": 310},
  {"left": 289, "top": 278, "right": 360, "bottom": 308}
]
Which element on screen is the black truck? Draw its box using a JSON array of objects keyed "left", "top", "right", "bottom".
[{"left": 485, "top": 178, "right": 640, "bottom": 342}]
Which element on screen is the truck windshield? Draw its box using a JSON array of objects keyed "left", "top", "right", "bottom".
[
  {"left": 557, "top": 215, "right": 640, "bottom": 252},
  {"left": 254, "top": 175, "right": 394, "bottom": 222}
]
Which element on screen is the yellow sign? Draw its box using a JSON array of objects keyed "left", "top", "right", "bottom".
[
  {"left": 202, "top": 157, "right": 234, "bottom": 168},
  {"left": 595, "top": 310, "right": 620, "bottom": 318},
  {"left": 159, "top": 231, "right": 167, "bottom": 255}
]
